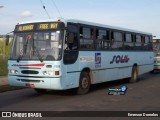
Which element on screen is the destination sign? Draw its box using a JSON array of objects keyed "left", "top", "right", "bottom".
[
  {"left": 15, "top": 22, "right": 64, "bottom": 32},
  {"left": 37, "top": 23, "right": 58, "bottom": 30},
  {"left": 17, "top": 24, "right": 34, "bottom": 31}
]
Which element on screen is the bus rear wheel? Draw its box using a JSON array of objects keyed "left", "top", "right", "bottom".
[
  {"left": 77, "top": 71, "right": 90, "bottom": 95},
  {"left": 129, "top": 66, "right": 138, "bottom": 83}
]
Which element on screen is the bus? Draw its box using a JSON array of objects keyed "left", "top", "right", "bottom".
[
  {"left": 153, "top": 38, "right": 160, "bottom": 72},
  {"left": 8, "top": 18, "right": 154, "bottom": 94}
]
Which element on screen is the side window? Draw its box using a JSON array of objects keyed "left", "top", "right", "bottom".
[
  {"left": 112, "top": 32, "right": 123, "bottom": 50},
  {"left": 63, "top": 24, "right": 79, "bottom": 65},
  {"left": 124, "top": 33, "right": 134, "bottom": 50},
  {"left": 95, "top": 29, "right": 107, "bottom": 49},
  {"left": 145, "top": 36, "right": 149, "bottom": 43},
  {"left": 65, "top": 24, "right": 78, "bottom": 50},
  {"left": 135, "top": 34, "right": 150, "bottom": 50},
  {"left": 135, "top": 35, "right": 141, "bottom": 46},
  {"left": 80, "top": 27, "right": 94, "bottom": 49},
  {"left": 144, "top": 36, "right": 152, "bottom": 50},
  {"left": 82, "top": 27, "right": 92, "bottom": 39},
  {"left": 96, "top": 29, "right": 107, "bottom": 39},
  {"left": 141, "top": 36, "right": 145, "bottom": 46}
]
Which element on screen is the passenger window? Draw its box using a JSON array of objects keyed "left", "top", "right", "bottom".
[
  {"left": 112, "top": 32, "right": 123, "bottom": 50},
  {"left": 145, "top": 36, "right": 149, "bottom": 43},
  {"left": 80, "top": 27, "right": 94, "bottom": 49},
  {"left": 95, "top": 29, "right": 108, "bottom": 49},
  {"left": 135, "top": 35, "right": 141, "bottom": 46},
  {"left": 141, "top": 36, "right": 145, "bottom": 46},
  {"left": 124, "top": 33, "right": 134, "bottom": 50},
  {"left": 144, "top": 36, "right": 152, "bottom": 50},
  {"left": 96, "top": 30, "right": 107, "bottom": 39},
  {"left": 65, "top": 25, "right": 78, "bottom": 50}
]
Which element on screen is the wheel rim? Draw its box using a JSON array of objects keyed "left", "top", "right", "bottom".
[
  {"left": 81, "top": 77, "right": 89, "bottom": 89},
  {"left": 133, "top": 69, "right": 137, "bottom": 80}
]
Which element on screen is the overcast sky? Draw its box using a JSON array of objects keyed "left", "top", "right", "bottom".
[{"left": 0, "top": 0, "right": 160, "bottom": 38}]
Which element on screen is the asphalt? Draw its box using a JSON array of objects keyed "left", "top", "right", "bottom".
[{"left": 0, "top": 76, "right": 8, "bottom": 86}]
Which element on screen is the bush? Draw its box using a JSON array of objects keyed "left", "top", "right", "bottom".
[
  {"left": 0, "top": 56, "right": 8, "bottom": 76},
  {"left": 0, "top": 40, "right": 12, "bottom": 76}
]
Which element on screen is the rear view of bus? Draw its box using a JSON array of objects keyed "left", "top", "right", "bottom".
[{"left": 8, "top": 19, "right": 66, "bottom": 93}]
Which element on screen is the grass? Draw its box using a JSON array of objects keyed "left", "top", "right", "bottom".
[
  {"left": 0, "top": 40, "right": 12, "bottom": 76},
  {"left": 0, "top": 56, "right": 8, "bottom": 76}
]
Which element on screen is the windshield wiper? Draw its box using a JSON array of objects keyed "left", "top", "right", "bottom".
[
  {"left": 17, "top": 44, "right": 27, "bottom": 62},
  {"left": 33, "top": 46, "right": 43, "bottom": 63},
  {"left": 17, "top": 54, "right": 23, "bottom": 63}
]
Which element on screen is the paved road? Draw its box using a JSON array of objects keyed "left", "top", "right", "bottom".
[{"left": 0, "top": 73, "right": 160, "bottom": 119}]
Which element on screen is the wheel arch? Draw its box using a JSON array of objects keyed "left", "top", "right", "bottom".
[
  {"left": 81, "top": 67, "right": 93, "bottom": 84},
  {"left": 132, "top": 63, "right": 139, "bottom": 74}
]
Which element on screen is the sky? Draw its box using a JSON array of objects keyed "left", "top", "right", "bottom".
[{"left": 0, "top": 0, "right": 160, "bottom": 38}]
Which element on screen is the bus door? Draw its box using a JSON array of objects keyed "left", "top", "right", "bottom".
[{"left": 63, "top": 24, "right": 79, "bottom": 88}]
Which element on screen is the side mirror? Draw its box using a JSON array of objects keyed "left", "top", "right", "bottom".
[{"left": 5, "top": 35, "right": 9, "bottom": 46}]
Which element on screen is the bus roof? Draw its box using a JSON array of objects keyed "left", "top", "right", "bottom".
[{"left": 18, "top": 18, "right": 152, "bottom": 35}]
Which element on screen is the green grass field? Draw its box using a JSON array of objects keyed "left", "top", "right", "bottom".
[
  {"left": 0, "top": 56, "right": 8, "bottom": 76},
  {"left": 0, "top": 39, "right": 12, "bottom": 76}
]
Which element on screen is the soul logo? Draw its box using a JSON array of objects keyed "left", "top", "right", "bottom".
[{"left": 110, "top": 55, "right": 130, "bottom": 64}]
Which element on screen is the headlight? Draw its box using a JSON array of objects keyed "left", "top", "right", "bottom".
[
  {"left": 48, "top": 70, "right": 54, "bottom": 76},
  {"left": 42, "top": 70, "right": 54, "bottom": 76},
  {"left": 43, "top": 71, "right": 48, "bottom": 75},
  {"left": 9, "top": 69, "right": 18, "bottom": 74}
]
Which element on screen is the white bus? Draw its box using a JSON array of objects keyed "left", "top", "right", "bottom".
[
  {"left": 153, "top": 39, "right": 160, "bottom": 72},
  {"left": 8, "top": 18, "right": 154, "bottom": 94}
]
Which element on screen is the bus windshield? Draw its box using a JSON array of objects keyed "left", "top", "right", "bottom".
[
  {"left": 153, "top": 41, "right": 160, "bottom": 56},
  {"left": 10, "top": 30, "right": 64, "bottom": 61}
]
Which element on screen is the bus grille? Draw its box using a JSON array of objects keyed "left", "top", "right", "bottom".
[
  {"left": 17, "top": 79, "right": 41, "bottom": 83},
  {"left": 21, "top": 70, "right": 39, "bottom": 74}
]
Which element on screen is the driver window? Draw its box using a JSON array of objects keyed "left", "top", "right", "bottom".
[
  {"left": 64, "top": 24, "right": 79, "bottom": 64},
  {"left": 65, "top": 24, "right": 78, "bottom": 50}
]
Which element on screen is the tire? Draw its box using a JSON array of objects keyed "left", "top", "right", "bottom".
[
  {"left": 150, "top": 70, "right": 155, "bottom": 74},
  {"left": 129, "top": 66, "right": 138, "bottom": 83},
  {"left": 77, "top": 71, "right": 90, "bottom": 95},
  {"left": 34, "top": 88, "right": 47, "bottom": 94}
]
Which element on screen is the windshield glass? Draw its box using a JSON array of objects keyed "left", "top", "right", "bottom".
[
  {"left": 10, "top": 30, "right": 64, "bottom": 61},
  {"left": 153, "top": 42, "right": 160, "bottom": 56}
]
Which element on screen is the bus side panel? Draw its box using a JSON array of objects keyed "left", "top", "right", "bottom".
[
  {"left": 62, "top": 61, "right": 80, "bottom": 89},
  {"left": 79, "top": 51, "right": 153, "bottom": 84},
  {"left": 78, "top": 51, "right": 133, "bottom": 84}
]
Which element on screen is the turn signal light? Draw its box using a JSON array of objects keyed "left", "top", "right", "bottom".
[{"left": 55, "top": 71, "right": 60, "bottom": 75}]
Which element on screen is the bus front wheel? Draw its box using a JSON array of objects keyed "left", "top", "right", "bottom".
[
  {"left": 77, "top": 71, "right": 90, "bottom": 95},
  {"left": 129, "top": 66, "right": 138, "bottom": 83}
]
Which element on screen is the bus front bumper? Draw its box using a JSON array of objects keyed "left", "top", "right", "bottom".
[
  {"left": 8, "top": 75, "right": 64, "bottom": 90},
  {"left": 154, "top": 65, "right": 160, "bottom": 70}
]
